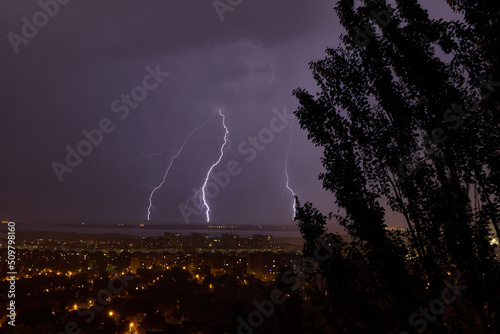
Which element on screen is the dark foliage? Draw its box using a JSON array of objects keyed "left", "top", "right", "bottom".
[{"left": 293, "top": 0, "right": 500, "bottom": 332}]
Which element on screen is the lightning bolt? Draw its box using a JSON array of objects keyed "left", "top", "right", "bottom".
[
  {"left": 130, "top": 149, "right": 178, "bottom": 162},
  {"left": 268, "top": 63, "right": 275, "bottom": 86},
  {"left": 284, "top": 124, "right": 297, "bottom": 219},
  {"left": 146, "top": 117, "right": 210, "bottom": 220},
  {"left": 197, "top": 109, "right": 230, "bottom": 222}
]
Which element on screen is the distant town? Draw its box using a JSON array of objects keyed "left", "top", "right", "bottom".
[
  {"left": 0, "top": 230, "right": 306, "bottom": 281},
  {"left": 0, "top": 228, "right": 311, "bottom": 333}
]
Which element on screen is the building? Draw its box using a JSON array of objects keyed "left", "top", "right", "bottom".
[
  {"left": 130, "top": 256, "right": 140, "bottom": 274},
  {"left": 164, "top": 232, "right": 181, "bottom": 248}
]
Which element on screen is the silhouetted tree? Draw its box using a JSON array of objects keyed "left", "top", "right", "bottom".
[{"left": 293, "top": 0, "right": 500, "bottom": 332}]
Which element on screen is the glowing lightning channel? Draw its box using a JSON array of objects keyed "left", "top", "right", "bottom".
[
  {"left": 199, "top": 109, "right": 230, "bottom": 222},
  {"left": 284, "top": 124, "right": 297, "bottom": 219},
  {"left": 146, "top": 118, "right": 210, "bottom": 220},
  {"left": 130, "top": 149, "right": 178, "bottom": 162}
]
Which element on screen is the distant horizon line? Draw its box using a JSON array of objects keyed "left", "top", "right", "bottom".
[{"left": 1, "top": 219, "right": 407, "bottom": 230}]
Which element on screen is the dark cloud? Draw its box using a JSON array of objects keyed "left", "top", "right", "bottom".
[{"left": 0, "top": 0, "right": 341, "bottom": 224}]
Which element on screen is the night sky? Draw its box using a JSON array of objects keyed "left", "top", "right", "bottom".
[{"left": 0, "top": 0, "right": 454, "bottom": 225}]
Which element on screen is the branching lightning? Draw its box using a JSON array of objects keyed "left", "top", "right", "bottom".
[
  {"left": 198, "top": 109, "right": 230, "bottom": 222},
  {"left": 130, "top": 149, "right": 178, "bottom": 162},
  {"left": 284, "top": 124, "right": 297, "bottom": 219},
  {"left": 146, "top": 118, "right": 210, "bottom": 220}
]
